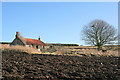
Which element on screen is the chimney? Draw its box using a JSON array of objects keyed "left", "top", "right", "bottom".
[
  {"left": 38, "top": 36, "right": 41, "bottom": 40},
  {"left": 16, "top": 32, "right": 20, "bottom": 38}
]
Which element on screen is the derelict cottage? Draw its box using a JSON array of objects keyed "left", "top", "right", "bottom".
[{"left": 10, "top": 32, "right": 46, "bottom": 49}]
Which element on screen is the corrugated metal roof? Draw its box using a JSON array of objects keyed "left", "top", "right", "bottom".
[{"left": 25, "top": 38, "right": 46, "bottom": 46}]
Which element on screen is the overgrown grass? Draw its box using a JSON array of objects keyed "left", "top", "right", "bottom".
[
  {"left": 1, "top": 45, "right": 40, "bottom": 54},
  {"left": 1, "top": 44, "right": 119, "bottom": 57}
]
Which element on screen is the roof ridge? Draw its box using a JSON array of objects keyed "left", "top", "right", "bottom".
[
  {"left": 25, "top": 38, "right": 38, "bottom": 40},
  {"left": 25, "top": 38, "right": 46, "bottom": 46}
]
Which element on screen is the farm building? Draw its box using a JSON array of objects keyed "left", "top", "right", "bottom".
[
  {"left": 46, "top": 43, "right": 79, "bottom": 48},
  {"left": 10, "top": 32, "right": 46, "bottom": 49},
  {"left": 46, "top": 43, "right": 79, "bottom": 46}
]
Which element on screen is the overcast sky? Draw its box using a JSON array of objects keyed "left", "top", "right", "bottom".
[{"left": 2, "top": 2, "right": 118, "bottom": 45}]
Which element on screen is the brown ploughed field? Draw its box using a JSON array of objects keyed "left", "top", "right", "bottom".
[{"left": 2, "top": 50, "right": 120, "bottom": 80}]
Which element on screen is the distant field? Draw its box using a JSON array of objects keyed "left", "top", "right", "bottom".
[{"left": 1, "top": 44, "right": 119, "bottom": 57}]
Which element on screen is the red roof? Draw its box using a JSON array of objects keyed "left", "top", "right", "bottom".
[{"left": 25, "top": 38, "right": 46, "bottom": 46}]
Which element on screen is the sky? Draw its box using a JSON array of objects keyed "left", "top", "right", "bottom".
[{"left": 2, "top": 2, "right": 118, "bottom": 45}]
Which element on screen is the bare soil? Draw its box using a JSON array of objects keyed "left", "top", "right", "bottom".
[{"left": 2, "top": 51, "right": 120, "bottom": 80}]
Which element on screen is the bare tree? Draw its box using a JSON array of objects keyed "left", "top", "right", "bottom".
[{"left": 82, "top": 19, "right": 117, "bottom": 50}]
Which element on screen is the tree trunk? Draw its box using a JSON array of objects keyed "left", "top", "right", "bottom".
[{"left": 97, "top": 45, "right": 102, "bottom": 51}]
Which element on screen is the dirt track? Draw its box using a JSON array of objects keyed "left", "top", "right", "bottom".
[{"left": 2, "top": 51, "right": 120, "bottom": 80}]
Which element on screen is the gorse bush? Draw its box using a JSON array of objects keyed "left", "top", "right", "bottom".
[{"left": 41, "top": 48, "right": 57, "bottom": 53}]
